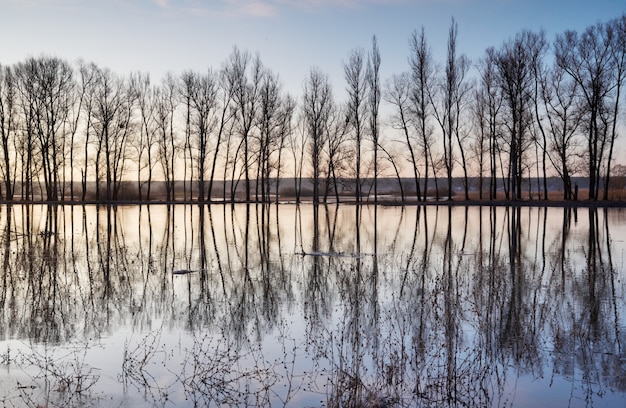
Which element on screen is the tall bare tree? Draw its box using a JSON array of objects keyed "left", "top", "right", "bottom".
[
  {"left": 0, "top": 64, "right": 17, "bottom": 200},
  {"left": 131, "top": 71, "right": 157, "bottom": 201},
  {"left": 471, "top": 86, "right": 489, "bottom": 199},
  {"left": 13, "top": 57, "right": 75, "bottom": 201},
  {"left": 78, "top": 61, "right": 98, "bottom": 201},
  {"left": 556, "top": 21, "right": 619, "bottom": 200},
  {"left": 525, "top": 30, "right": 550, "bottom": 199},
  {"left": 89, "top": 66, "right": 135, "bottom": 201},
  {"left": 385, "top": 72, "right": 419, "bottom": 199},
  {"left": 288, "top": 115, "right": 307, "bottom": 203},
  {"left": 207, "top": 69, "right": 235, "bottom": 202},
  {"left": 180, "top": 70, "right": 219, "bottom": 202},
  {"left": 256, "top": 68, "right": 282, "bottom": 203},
  {"left": 273, "top": 94, "right": 296, "bottom": 202},
  {"left": 476, "top": 48, "right": 503, "bottom": 199},
  {"left": 154, "top": 73, "right": 178, "bottom": 201},
  {"left": 180, "top": 71, "right": 194, "bottom": 201},
  {"left": 65, "top": 60, "right": 89, "bottom": 201},
  {"left": 303, "top": 67, "right": 333, "bottom": 204},
  {"left": 409, "top": 27, "right": 436, "bottom": 201},
  {"left": 431, "top": 18, "right": 471, "bottom": 200},
  {"left": 367, "top": 35, "right": 381, "bottom": 203},
  {"left": 495, "top": 31, "right": 535, "bottom": 200},
  {"left": 344, "top": 48, "right": 368, "bottom": 202},
  {"left": 224, "top": 47, "right": 263, "bottom": 203},
  {"left": 541, "top": 61, "right": 583, "bottom": 199},
  {"left": 324, "top": 104, "right": 351, "bottom": 203},
  {"left": 604, "top": 15, "right": 626, "bottom": 199},
  {"left": 14, "top": 59, "right": 40, "bottom": 200}
]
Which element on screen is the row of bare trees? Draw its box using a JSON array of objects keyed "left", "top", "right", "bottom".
[
  {"left": 0, "top": 15, "right": 625, "bottom": 203},
  {"left": 390, "top": 15, "right": 626, "bottom": 201}
]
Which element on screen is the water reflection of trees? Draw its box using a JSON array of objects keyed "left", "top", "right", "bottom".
[{"left": 0, "top": 204, "right": 625, "bottom": 406}]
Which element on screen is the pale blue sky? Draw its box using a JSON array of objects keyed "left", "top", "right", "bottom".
[{"left": 1, "top": 0, "right": 624, "bottom": 97}]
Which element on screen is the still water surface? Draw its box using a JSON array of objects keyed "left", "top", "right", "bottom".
[{"left": 0, "top": 204, "right": 624, "bottom": 407}]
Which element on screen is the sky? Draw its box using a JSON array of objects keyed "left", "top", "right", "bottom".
[{"left": 1, "top": 0, "right": 625, "bottom": 100}]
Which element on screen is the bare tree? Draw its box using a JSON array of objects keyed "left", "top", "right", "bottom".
[
  {"left": 384, "top": 72, "right": 414, "bottom": 199},
  {"left": 323, "top": 103, "right": 352, "bottom": 203},
  {"left": 0, "top": 64, "right": 17, "bottom": 200},
  {"left": 65, "top": 60, "right": 89, "bottom": 201},
  {"left": 430, "top": 18, "right": 471, "bottom": 200},
  {"left": 273, "top": 94, "right": 296, "bottom": 202},
  {"left": 495, "top": 31, "right": 536, "bottom": 200},
  {"left": 256, "top": 68, "right": 282, "bottom": 203},
  {"left": 288, "top": 115, "right": 307, "bottom": 203},
  {"left": 14, "top": 59, "right": 41, "bottom": 200},
  {"left": 13, "top": 57, "right": 75, "bottom": 201},
  {"left": 89, "top": 66, "right": 135, "bottom": 201},
  {"left": 476, "top": 48, "right": 504, "bottom": 200},
  {"left": 131, "top": 71, "right": 157, "bottom": 201},
  {"left": 207, "top": 69, "right": 235, "bottom": 201},
  {"left": 35, "top": 57, "right": 75, "bottom": 201},
  {"left": 385, "top": 72, "right": 419, "bottom": 200},
  {"left": 541, "top": 60, "right": 583, "bottom": 199},
  {"left": 409, "top": 27, "right": 436, "bottom": 201},
  {"left": 367, "top": 35, "right": 381, "bottom": 203},
  {"left": 78, "top": 61, "right": 98, "bottom": 201},
  {"left": 180, "top": 71, "right": 194, "bottom": 201},
  {"left": 604, "top": 14, "right": 626, "bottom": 199},
  {"left": 224, "top": 47, "right": 263, "bottom": 203},
  {"left": 556, "top": 21, "right": 618, "bottom": 200},
  {"left": 344, "top": 48, "right": 368, "bottom": 202},
  {"left": 525, "top": 30, "right": 550, "bottom": 199},
  {"left": 471, "top": 86, "right": 489, "bottom": 199},
  {"left": 179, "top": 70, "right": 219, "bottom": 202},
  {"left": 154, "top": 73, "right": 178, "bottom": 201},
  {"left": 303, "top": 67, "right": 333, "bottom": 204}
]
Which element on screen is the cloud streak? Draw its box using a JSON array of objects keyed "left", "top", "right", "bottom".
[{"left": 151, "top": 0, "right": 415, "bottom": 18}]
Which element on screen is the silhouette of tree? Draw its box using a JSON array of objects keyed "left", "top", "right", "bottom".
[
  {"left": 431, "top": 18, "right": 471, "bottom": 200},
  {"left": 224, "top": 47, "right": 263, "bottom": 203},
  {"left": 154, "top": 73, "right": 178, "bottom": 202},
  {"left": 476, "top": 48, "right": 504, "bottom": 200},
  {"left": 256, "top": 68, "right": 283, "bottom": 203},
  {"left": 344, "top": 48, "right": 368, "bottom": 202},
  {"left": 324, "top": 105, "right": 350, "bottom": 203},
  {"left": 555, "top": 20, "right": 623, "bottom": 200},
  {"left": 303, "top": 67, "right": 333, "bottom": 204},
  {"left": 272, "top": 93, "right": 295, "bottom": 203},
  {"left": 541, "top": 57, "right": 583, "bottom": 200},
  {"left": 131, "top": 71, "right": 157, "bottom": 201},
  {"left": 494, "top": 31, "right": 536, "bottom": 200},
  {"left": 207, "top": 69, "right": 235, "bottom": 202},
  {"left": 385, "top": 72, "right": 419, "bottom": 200},
  {"left": 89, "top": 66, "right": 135, "bottom": 201},
  {"left": 14, "top": 59, "right": 41, "bottom": 200},
  {"left": 367, "top": 35, "right": 381, "bottom": 204},
  {"left": 0, "top": 64, "right": 17, "bottom": 200},
  {"left": 409, "top": 27, "right": 437, "bottom": 201},
  {"left": 525, "top": 30, "right": 549, "bottom": 199},
  {"left": 179, "top": 70, "right": 219, "bottom": 202}
]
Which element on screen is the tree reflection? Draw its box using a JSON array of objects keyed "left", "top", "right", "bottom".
[{"left": 0, "top": 204, "right": 625, "bottom": 407}]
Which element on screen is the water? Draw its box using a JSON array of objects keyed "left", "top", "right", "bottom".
[{"left": 0, "top": 204, "right": 624, "bottom": 407}]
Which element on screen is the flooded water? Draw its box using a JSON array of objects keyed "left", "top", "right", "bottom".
[{"left": 0, "top": 204, "right": 624, "bottom": 407}]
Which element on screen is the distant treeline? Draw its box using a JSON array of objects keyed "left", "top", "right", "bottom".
[{"left": 0, "top": 14, "right": 625, "bottom": 203}]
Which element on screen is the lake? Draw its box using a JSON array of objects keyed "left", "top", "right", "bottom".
[{"left": 0, "top": 204, "right": 624, "bottom": 407}]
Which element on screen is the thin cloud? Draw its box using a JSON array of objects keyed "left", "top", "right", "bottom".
[
  {"left": 224, "top": 0, "right": 279, "bottom": 17},
  {"left": 154, "top": 0, "right": 279, "bottom": 18},
  {"left": 152, "top": 0, "right": 416, "bottom": 19}
]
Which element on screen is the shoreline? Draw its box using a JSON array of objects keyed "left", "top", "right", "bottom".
[{"left": 0, "top": 198, "right": 624, "bottom": 208}]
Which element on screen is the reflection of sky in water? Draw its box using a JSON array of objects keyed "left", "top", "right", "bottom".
[{"left": 0, "top": 205, "right": 624, "bottom": 407}]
